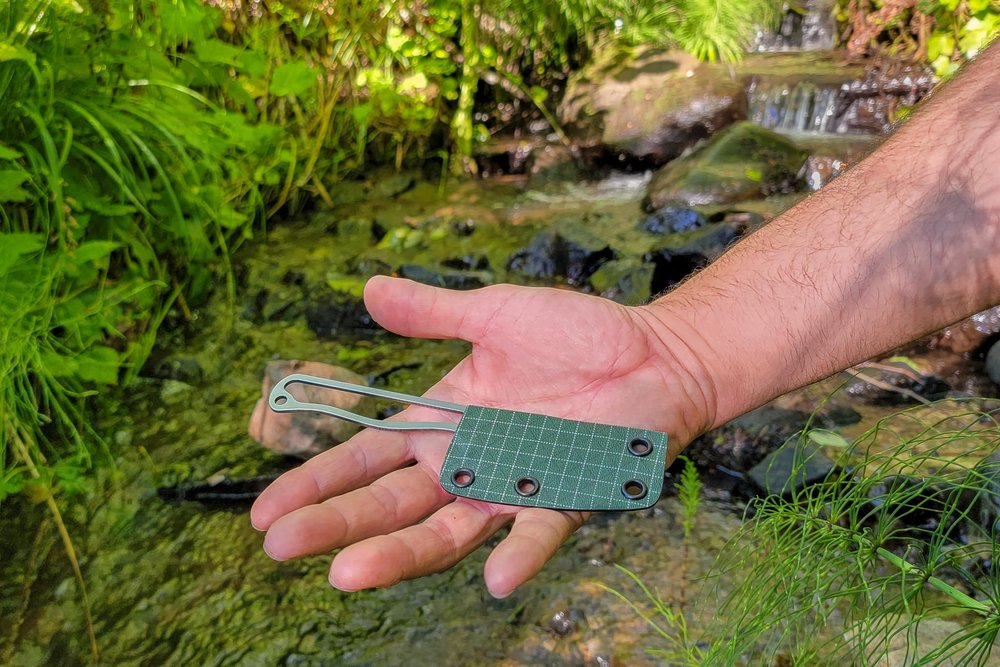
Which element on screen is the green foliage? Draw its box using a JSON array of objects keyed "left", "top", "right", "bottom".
[
  {"left": 676, "top": 455, "right": 702, "bottom": 541},
  {"left": 841, "top": 0, "right": 1000, "bottom": 78},
  {"left": 701, "top": 403, "right": 1000, "bottom": 663},
  {"left": 0, "top": 0, "right": 782, "bottom": 506}
]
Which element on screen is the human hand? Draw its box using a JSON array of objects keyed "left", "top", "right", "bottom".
[{"left": 250, "top": 276, "right": 715, "bottom": 598}]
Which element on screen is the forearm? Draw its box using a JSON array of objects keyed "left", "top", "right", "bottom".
[{"left": 644, "top": 41, "right": 1000, "bottom": 429}]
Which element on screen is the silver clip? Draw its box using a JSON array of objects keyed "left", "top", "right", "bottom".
[{"left": 268, "top": 373, "right": 464, "bottom": 433}]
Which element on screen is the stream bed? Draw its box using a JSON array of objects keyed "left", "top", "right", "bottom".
[{"left": 3, "top": 116, "right": 1000, "bottom": 664}]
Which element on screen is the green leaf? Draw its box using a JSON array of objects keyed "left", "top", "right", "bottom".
[
  {"left": 39, "top": 350, "right": 79, "bottom": 378},
  {"left": 0, "top": 142, "right": 22, "bottom": 161},
  {"left": 399, "top": 72, "right": 429, "bottom": 91},
  {"left": 0, "top": 169, "right": 31, "bottom": 202},
  {"left": 195, "top": 38, "right": 245, "bottom": 65},
  {"left": 926, "top": 31, "right": 955, "bottom": 62},
  {"left": 0, "top": 42, "right": 36, "bottom": 64},
  {"left": 269, "top": 62, "right": 318, "bottom": 97},
  {"left": 806, "top": 429, "right": 852, "bottom": 449},
  {"left": 386, "top": 25, "right": 409, "bottom": 53},
  {"left": 0, "top": 232, "right": 45, "bottom": 276},
  {"left": 745, "top": 167, "right": 763, "bottom": 182},
  {"left": 217, "top": 205, "right": 248, "bottom": 230},
  {"left": 73, "top": 241, "right": 120, "bottom": 265},
  {"left": 959, "top": 15, "right": 1000, "bottom": 58},
  {"left": 74, "top": 346, "right": 121, "bottom": 385}
]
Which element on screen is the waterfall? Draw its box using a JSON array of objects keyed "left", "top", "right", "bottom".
[
  {"left": 746, "top": 64, "right": 935, "bottom": 136},
  {"left": 753, "top": 0, "right": 837, "bottom": 52},
  {"left": 748, "top": 79, "right": 844, "bottom": 134}
]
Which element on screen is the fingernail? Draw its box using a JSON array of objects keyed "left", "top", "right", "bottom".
[{"left": 262, "top": 540, "right": 285, "bottom": 562}]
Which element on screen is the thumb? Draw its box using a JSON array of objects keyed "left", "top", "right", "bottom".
[{"left": 363, "top": 275, "right": 509, "bottom": 342}]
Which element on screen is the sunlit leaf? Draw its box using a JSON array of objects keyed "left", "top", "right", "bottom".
[
  {"left": 0, "top": 41, "right": 36, "bottom": 64},
  {"left": 269, "top": 62, "right": 318, "bottom": 97},
  {"left": 0, "top": 169, "right": 31, "bottom": 202},
  {"left": 806, "top": 429, "right": 852, "bottom": 449},
  {"left": 74, "top": 346, "right": 121, "bottom": 385},
  {"left": 0, "top": 232, "right": 45, "bottom": 276}
]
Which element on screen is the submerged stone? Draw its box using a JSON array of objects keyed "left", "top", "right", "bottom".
[
  {"left": 507, "top": 224, "right": 615, "bottom": 284},
  {"left": 397, "top": 264, "right": 490, "bottom": 290},
  {"left": 686, "top": 407, "right": 813, "bottom": 473},
  {"left": 747, "top": 439, "right": 835, "bottom": 497},
  {"left": 588, "top": 259, "right": 655, "bottom": 305},
  {"left": 844, "top": 360, "right": 950, "bottom": 405},
  {"left": 305, "top": 290, "right": 379, "bottom": 340},
  {"left": 559, "top": 48, "right": 744, "bottom": 166},
  {"left": 638, "top": 204, "right": 706, "bottom": 234},
  {"left": 644, "top": 222, "right": 745, "bottom": 293},
  {"left": 645, "top": 122, "right": 808, "bottom": 209},
  {"left": 248, "top": 360, "right": 372, "bottom": 458}
]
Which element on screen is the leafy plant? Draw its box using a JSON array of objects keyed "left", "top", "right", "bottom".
[
  {"left": 708, "top": 402, "right": 1000, "bottom": 663},
  {"left": 611, "top": 402, "right": 1000, "bottom": 664},
  {"left": 601, "top": 456, "right": 706, "bottom": 664},
  {"left": 840, "top": 0, "right": 1000, "bottom": 79}
]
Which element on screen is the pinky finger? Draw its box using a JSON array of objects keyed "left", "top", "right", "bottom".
[{"left": 483, "top": 508, "right": 588, "bottom": 599}]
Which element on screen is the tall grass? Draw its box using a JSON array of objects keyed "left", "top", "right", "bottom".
[{"left": 618, "top": 401, "right": 1000, "bottom": 664}]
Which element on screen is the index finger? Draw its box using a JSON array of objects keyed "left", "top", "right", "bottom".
[{"left": 250, "top": 426, "right": 412, "bottom": 530}]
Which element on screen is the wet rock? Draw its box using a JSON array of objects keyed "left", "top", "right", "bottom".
[
  {"left": 868, "top": 476, "right": 968, "bottom": 539},
  {"left": 820, "top": 404, "right": 862, "bottom": 427},
  {"left": 931, "top": 305, "right": 1000, "bottom": 355},
  {"left": 637, "top": 203, "right": 706, "bottom": 234},
  {"left": 441, "top": 254, "right": 490, "bottom": 271},
  {"left": 326, "top": 216, "right": 383, "bottom": 245},
  {"left": 559, "top": 48, "right": 744, "bottom": 166},
  {"left": 159, "top": 379, "right": 195, "bottom": 404},
  {"left": 801, "top": 155, "right": 846, "bottom": 191},
  {"left": 151, "top": 355, "right": 204, "bottom": 385},
  {"left": 588, "top": 259, "right": 654, "bottom": 305},
  {"left": 527, "top": 144, "right": 584, "bottom": 189},
  {"left": 371, "top": 172, "right": 416, "bottom": 199},
  {"left": 157, "top": 474, "right": 281, "bottom": 506},
  {"left": 875, "top": 617, "right": 1000, "bottom": 667},
  {"left": 547, "top": 609, "right": 584, "bottom": 636},
  {"left": 747, "top": 439, "right": 835, "bottom": 497},
  {"left": 507, "top": 224, "right": 615, "bottom": 284},
  {"left": 644, "top": 222, "right": 745, "bottom": 293},
  {"left": 686, "top": 407, "right": 813, "bottom": 473},
  {"left": 973, "top": 453, "right": 1000, "bottom": 537},
  {"left": 834, "top": 63, "right": 935, "bottom": 133},
  {"left": 844, "top": 360, "right": 950, "bottom": 406},
  {"left": 397, "top": 264, "right": 489, "bottom": 290},
  {"left": 305, "top": 290, "right": 379, "bottom": 340},
  {"left": 988, "top": 342, "right": 1000, "bottom": 387},
  {"left": 645, "top": 122, "right": 808, "bottom": 209},
  {"left": 248, "top": 360, "right": 372, "bottom": 458}
]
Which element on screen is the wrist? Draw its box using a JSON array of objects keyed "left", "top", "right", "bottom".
[{"left": 632, "top": 298, "right": 723, "bottom": 446}]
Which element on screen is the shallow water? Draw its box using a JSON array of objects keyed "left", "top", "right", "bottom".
[{"left": 3, "top": 168, "right": 997, "bottom": 665}]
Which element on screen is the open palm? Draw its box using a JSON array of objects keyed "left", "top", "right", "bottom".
[{"left": 250, "top": 276, "right": 712, "bottom": 597}]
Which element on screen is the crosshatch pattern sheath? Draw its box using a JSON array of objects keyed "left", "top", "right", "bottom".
[{"left": 268, "top": 373, "right": 668, "bottom": 511}]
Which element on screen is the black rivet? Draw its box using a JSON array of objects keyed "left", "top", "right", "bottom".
[
  {"left": 515, "top": 476, "right": 540, "bottom": 497},
  {"left": 627, "top": 437, "right": 652, "bottom": 457},
  {"left": 451, "top": 468, "right": 475, "bottom": 488},
  {"left": 622, "top": 479, "right": 648, "bottom": 501}
]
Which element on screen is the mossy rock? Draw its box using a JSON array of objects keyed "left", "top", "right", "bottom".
[
  {"left": 559, "top": 47, "right": 744, "bottom": 165},
  {"left": 645, "top": 122, "right": 808, "bottom": 209}
]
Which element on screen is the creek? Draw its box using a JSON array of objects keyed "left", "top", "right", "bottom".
[{"left": 2, "top": 45, "right": 996, "bottom": 665}]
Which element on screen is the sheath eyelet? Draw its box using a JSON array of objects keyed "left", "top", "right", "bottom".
[
  {"left": 451, "top": 468, "right": 475, "bottom": 488},
  {"left": 622, "top": 479, "right": 648, "bottom": 501},
  {"left": 515, "top": 477, "right": 540, "bottom": 497},
  {"left": 627, "top": 437, "right": 652, "bottom": 457}
]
